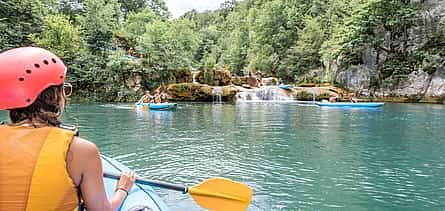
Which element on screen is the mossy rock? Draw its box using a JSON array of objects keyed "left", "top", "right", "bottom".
[
  {"left": 297, "top": 90, "right": 313, "bottom": 101},
  {"left": 166, "top": 83, "right": 238, "bottom": 102},
  {"left": 200, "top": 85, "right": 213, "bottom": 96},
  {"left": 318, "top": 92, "right": 331, "bottom": 100},
  {"left": 166, "top": 83, "right": 215, "bottom": 101},
  {"left": 419, "top": 96, "right": 445, "bottom": 104},
  {"left": 232, "top": 76, "right": 248, "bottom": 86},
  {"left": 298, "top": 83, "right": 316, "bottom": 87},
  {"left": 261, "top": 77, "right": 278, "bottom": 86},
  {"left": 221, "top": 85, "right": 238, "bottom": 97},
  {"left": 174, "top": 69, "right": 193, "bottom": 83},
  {"left": 197, "top": 69, "right": 232, "bottom": 86}
]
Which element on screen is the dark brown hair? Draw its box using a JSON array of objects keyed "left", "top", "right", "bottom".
[{"left": 9, "top": 85, "right": 64, "bottom": 127}]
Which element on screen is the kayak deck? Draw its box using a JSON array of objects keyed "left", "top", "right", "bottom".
[
  {"left": 149, "top": 103, "right": 177, "bottom": 110},
  {"left": 101, "top": 155, "right": 169, "bottom": 211},
  {"left": 278, "top": 84, "right": 293, "bottom": 90},
  {"left": 135, "top": 103, "right": 177, "bottom": 110},
  {"left": 316, "top": 102, "right": 385, "bottom": 108}
]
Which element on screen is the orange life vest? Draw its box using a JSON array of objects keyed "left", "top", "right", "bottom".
[
  {"left": 154, "top": 95, "right": 161, "bottom": 103},
  {"left": 143, "top": 96, "right": 150, "bottom": 103},
  {"left": 0, "top": 125, "right": 79, "bottom": 211}
]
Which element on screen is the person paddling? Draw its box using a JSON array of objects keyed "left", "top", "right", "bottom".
[
  {"left": 152, "top": 87, "right": 162, "bottom": 103},
  {"left": 0, "top": 47, "right": 135, "bottom": 211},
  {"left": 350, "top": 92, "right": 358, "bottom": 103},
  {"left": 137, "top": 90, "right": 152, "bottom": 104}
]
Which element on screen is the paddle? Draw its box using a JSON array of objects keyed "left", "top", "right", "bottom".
[{"left": 103, "top": 171, "right": 253, "bottom": 211}]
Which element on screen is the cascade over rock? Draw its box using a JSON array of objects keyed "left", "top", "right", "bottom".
[{"left": 235, "top": 85, "right": 344, "bottom": 102}]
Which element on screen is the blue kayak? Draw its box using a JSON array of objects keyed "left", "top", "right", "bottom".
[
  {"left": 101, "top": 155, "right": 170, "bottom": 211},
  {"left": 316, "top": 102, "right": 385, "bottom": 108},
  {"left": 278, "top": 84, "right": 293, "bottom": 90},
  {"left": 149, "top": 103, "right": 177, "bottom": 110},
  {"left": 135, "top": 103, "right": 177, "bottom": 110}
]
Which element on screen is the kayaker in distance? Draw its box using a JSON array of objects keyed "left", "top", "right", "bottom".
[
  {"left": 350, "top": 92, "right": 358, "bottom": 103},
  {"left": 152, "top": 87, "right": 167, "bottom": 103},
  {"left": 329, "top": 93, "right": 340, "bottom": 103},
  {"left": 152, "top": 88, "right": 161, "bottom": 103},
  {"left": 137, "top": 90, "right": 152, "bottom": 104},
  {"left": 0, "top": 47, "right": 135, "bottom": 211}
]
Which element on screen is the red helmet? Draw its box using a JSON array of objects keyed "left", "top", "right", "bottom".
[{"left": 0, "top": 47, "right": 67, "bottom": 110}]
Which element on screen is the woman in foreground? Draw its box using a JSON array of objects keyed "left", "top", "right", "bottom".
[{"left": 0, "top": 47, "right": 135, "bottom": 211}]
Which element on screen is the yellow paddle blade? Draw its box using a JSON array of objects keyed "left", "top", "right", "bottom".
[{"left": 188, "top": 177, "right": 253, "bottom": 211}]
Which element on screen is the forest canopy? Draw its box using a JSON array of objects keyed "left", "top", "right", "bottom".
[{"left": 1, "top": 0, "right": 443, "bottom": 101}]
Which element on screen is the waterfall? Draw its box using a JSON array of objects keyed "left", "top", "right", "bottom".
[
  {"left": 212, "top": 87, "right": 222, "bottom": 103},
  {"left": 192, "top": 71, "right": 199, "bottom": 84},
  {"left": 236, "top": 86, "right": 294, "bottom": 102}
]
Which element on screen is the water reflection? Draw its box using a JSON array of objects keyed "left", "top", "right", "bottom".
[{"left": 1, "top": 103, "right": 445, "bottom": 210}]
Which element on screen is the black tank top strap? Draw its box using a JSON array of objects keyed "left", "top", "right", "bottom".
[
  {"left": 77, "top": 187, "right": 86, "bottom": 211},
  {"left": 58, "top": 123, "right": 79, "bottom": 136}
]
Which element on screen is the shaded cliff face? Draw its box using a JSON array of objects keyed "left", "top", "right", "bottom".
[{"left": 333, "top": 0, "right": 445, "bottom": 101}]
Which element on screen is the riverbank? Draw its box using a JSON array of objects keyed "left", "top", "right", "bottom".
[{"left": 70, "top": 82, "right": 445, "bottom": 104}]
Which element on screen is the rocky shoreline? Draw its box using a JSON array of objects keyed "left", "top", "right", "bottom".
[{"left": 164, "top": 82, "right": 445, "bottom": 104}]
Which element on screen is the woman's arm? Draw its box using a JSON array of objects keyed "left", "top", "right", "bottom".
[
  {"left": 136, "top": 96, "right": 145, "bottom": 104},
  {"left": 70, "top": 137, "right": 135, "bottom": 211}
]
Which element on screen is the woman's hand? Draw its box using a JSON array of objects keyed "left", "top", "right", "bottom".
[{"left": 116, "top": 170, "right": 136, "bottom": 194}]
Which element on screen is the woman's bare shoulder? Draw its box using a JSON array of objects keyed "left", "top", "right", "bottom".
[
  {"left": 67, "top": 137, "right": 101, "bottom": 186},
  {"left": 71, "top": 136, "right": 100, "bottom": 160}
]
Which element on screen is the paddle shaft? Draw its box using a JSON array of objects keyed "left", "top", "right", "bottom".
[{"left": 103, "top": 172, "right": 188, "bottom": 193}]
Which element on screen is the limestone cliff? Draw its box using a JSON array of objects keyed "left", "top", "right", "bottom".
[{"left": 330, "top": 0, "right": 445, "bottom": 102}]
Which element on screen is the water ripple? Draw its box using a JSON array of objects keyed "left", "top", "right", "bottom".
[{"left": 25, "top": 103, "right": 445, "bottom": 210}]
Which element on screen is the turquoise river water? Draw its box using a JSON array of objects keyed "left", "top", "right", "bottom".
[{"left": 1, "top": 102, "right": 445, "bottom": 210}]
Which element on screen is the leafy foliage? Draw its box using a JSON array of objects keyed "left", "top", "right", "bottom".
[
  {"left": 119, "top": 0, "right": 169, "bottom": 18},
  {"left": 29, "top": 14, "right": 85, "bottom": 61},
  {"left": 0, "top": 0, "right": 46, "bottom": 51},
  {"left": 80, "top": 0, "right": 120, "bottom": 54},
  {"left": 278, "top": 17, "right": 325, "bottom": 81},
  {"left": 2, "top": 0, "right": 443, "bottom": 102}
]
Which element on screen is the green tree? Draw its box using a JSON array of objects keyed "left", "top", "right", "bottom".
[
  {"left": 278, "top": 17, "right": 325, "bottom": 81},
  {"left": 80, "top": 0, "right": 121, "bottom": 53},
  {"left": 115, "top": 8, "right": 159, "bottom": 48},
  {"left": 0, "top": 0, "right": 46, "bottom": 51},
  {"left": 119, "top": 0, "right": 168, "bottom": 18},
  {"left": 45, "top": 0, "right": 83, "bottom": 20},
  {"left": 219, "top": 5, "right": 249, "bottom": 75},
  {"left": 246, "top": 1, "right": 298, "bottom": 74},
  {"left": 29, "top": 14, "right": 85, "bottom": 61},
  {"left": 137, "top": 19, "right": 198, "bottom": 83}
]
